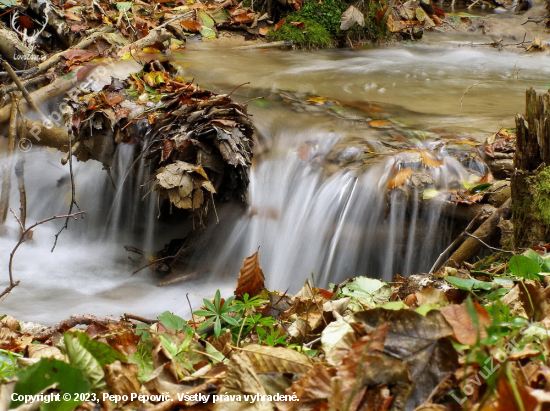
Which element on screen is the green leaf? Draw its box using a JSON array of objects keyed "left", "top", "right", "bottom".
[
  {"left": 64, "top": 332, "right": 106, "bottom": 391},
  {"left": 523, "top": 249, "right": 546, "bottom": 268},
  {"left": 0, "top": 0, "right": 17, "bottom": 8},
  {"left": 204, "top": 298, "right": 218, "bottom": 314},
  {"left": 445, "top": 276, "right": 493, "bottom": 291},
  {"left": 485, "top": 288, "right": 509, "bottom": 301},
  {"left": 197, "top": 316, "right": 216, "bottom": 333},
  {"left": 221, "top": 296, "right": 235, "bottom": 312},
  {"left": 11, "top": 359, "right": 89, "bottom": 411},
  {"left": 114, "top": 1, "right": 132, "bottom": 11},
  {"left": 136, "top": 323, "right": 150, "bottom": 341},
  {"left": 341, "top": 276, "right": 392, "bottom": 310},
  {"left": 193, "top": 310, "right": 213, "bottom": 317},
  {"left": 200, "top": 26, "right": 216, "bottom": 39},
  {"left": 469, "top": 183, "right": 492, "bottom": 194},
  {"left": 76, "top": 332, "right": 126, "bottom": 367},
  {"left": 220, "top": 314, "right": 239, "bottom": 327},
  {"left": 198, "top": 10, "right": 215, "bottom": 28},
  {"left": 508, "top": 255, "right": 541, "bottom": 280},
  {"left": 214, "top": 318, "right": 222, "bottom": 337},
  {"left": 378, "top": 301, "right": 408, "bottom": 310},
  {"left": 415, "top": 304, "right": 440, "bottom": 316},
  {"left": 158, "top": 311, "right": 186, "bottom": 331}
]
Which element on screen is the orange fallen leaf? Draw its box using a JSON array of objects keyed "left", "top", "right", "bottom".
[
  {"left": 387, "top": 168, "right": 412, "bottom": 189},
  {"left": 274, "top": 18, "right": 286, "bottom": 32},
  {"left": 420, "top": 150, "right": 443, "bottom": 167},
  {"left": 290, "top": 21, "right": 305, "bottom": 29},
  {"left": 439, "top": 302, "right": 490, "bottom": 346},
  {"left": 181, "top": 19, "right": 202, "bottom": 32},
  {"left": 368, "top": 119, "right": 390, "bottom": 128}
]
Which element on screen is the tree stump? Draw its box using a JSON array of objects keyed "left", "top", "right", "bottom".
[{"left": 512, "top": 88, "right": 550, "bottom": 248}]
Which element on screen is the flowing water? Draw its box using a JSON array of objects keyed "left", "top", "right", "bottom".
[{"left": 1, "top": 21, "right": 550, "bottom": 324}]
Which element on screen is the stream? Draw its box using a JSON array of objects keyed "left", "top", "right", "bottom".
[{"left": 1, "top": 18, "right": 550, "bottom": 325}]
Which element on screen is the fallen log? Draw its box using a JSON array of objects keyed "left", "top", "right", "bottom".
[
  {"left": 35, "top": 26, "right": 117, "bottom": 75},
  {"left": 0, "top": 25, "right": 40, "bottom": 69},
  {"left": 0, "top": 75, "right": 79, "bottom": 126},
  {"left": 443, "top": 198, "right": 511, "bottom": 268}
]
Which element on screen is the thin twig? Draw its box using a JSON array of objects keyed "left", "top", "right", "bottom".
[
  {"left": 4, "top": 210, "right": 84, "bottom": 300},
  {"left": 132, "top": 255, "right": 175, "bottom": 275},
  {"left": 429, "top": 211, "right": 482, "bottom": 274},
  {"left": 1, "top": 60, "right": 47, "bottom": 122},
  {"left": 155, "top": 11, "right": 194, "bottom": 31},
  {"left": 460, "top": 81, "right": 484, "bottom": 108},
  {"left": 124, "top": 313, "right": 157, "bottom": 324},
  {"left": 52, "top": 130, "right": 82, "bottom": 252},
  {"left": 465, "top": 232, "right": 514, "bottom": 253},
  {"left": 186, "top": 293, "right": 197, "bottom": 332}
]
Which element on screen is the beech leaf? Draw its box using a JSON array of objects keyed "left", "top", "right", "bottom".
[
  {"left": 234, "top": 250, "right": 266, "bottom": 297},
  {"left": 236, "top": 344, "right": 312, "bottom": 374},
  {"left": 353, "top": 308, "right": 458, "bottom": 411}
]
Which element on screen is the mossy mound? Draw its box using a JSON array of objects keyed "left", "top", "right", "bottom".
[
  {"left": 268, "top": 16, "right": 334, "bottom": 49},
  {"left": 268, "top": 0, "right": 390, "bottom": 48}
]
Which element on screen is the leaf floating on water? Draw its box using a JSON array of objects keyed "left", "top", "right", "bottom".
[
  {"left": 236, "top": 344, "right": 312, "bottom": 374},
  {"left": 234, "top": 250, "right": 266, "bottom": 297},
  {"left": 387, "top": 167, "right": 412, "bottom": 189}
]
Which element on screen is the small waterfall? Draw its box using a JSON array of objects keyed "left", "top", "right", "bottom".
[{"left": 185, "top": 121, "right": 477, "bottom": 292}]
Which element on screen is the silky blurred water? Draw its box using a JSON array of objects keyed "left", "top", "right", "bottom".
[{"left": 1, "top": 23, "right": 550, "bottom": 324}]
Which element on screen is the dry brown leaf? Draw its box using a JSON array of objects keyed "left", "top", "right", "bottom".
[
  {"left": 64, "top": 11, "right": 82, "bottom": 21},
  {"left": 388, "top": 168, "right": 412, "bottom": 189},
  {"left": 237, "top": 344, "right": 312, "bottom": 374},
  {"left": 27, "top": 344, "right": 65, "bottom": 360},
  {"left": 213, "top": 353, "right": 273, "bottom": 411},
  {"left": 274, "top": 18, "right": 286, "bottom": 32},
  {"left": 104, "top": 361, "right": 141, "bottom": 402},
  {"left": 439, "top": 302, "right": 491, "bottom": 346},
  {"left": 491, "top": 375, "right": 539, "bottom": 411},
  {"left": 258, "top": 27, "right": 269, "bottom": 36},
  {"left": 518, "top": 280, "right": 550, "bottom": 322},
  {"left": 415, "top": 287, "right": 446, "bottom": 307},
  {"left": 181, "top": 20, "right": 203, "bottom": 32},
  {"left": 277, "top": 364, "right": 336, "bottom": 411},
  {"left": 234, "top": 250, "right": 265, "bottom": 297}
]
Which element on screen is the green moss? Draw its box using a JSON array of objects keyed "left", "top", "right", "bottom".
[
  {"left": 297, "top": 0, "right": 345, "bottom": 36},
  {"left": 530, "top": 166, "right": 550, "bottom": 226},
  {"left": 268, "top": 17, "right": 333, "bottom": 49},
  {"left": 344, "top": 0, "right": 390, "bottom": 43}
]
